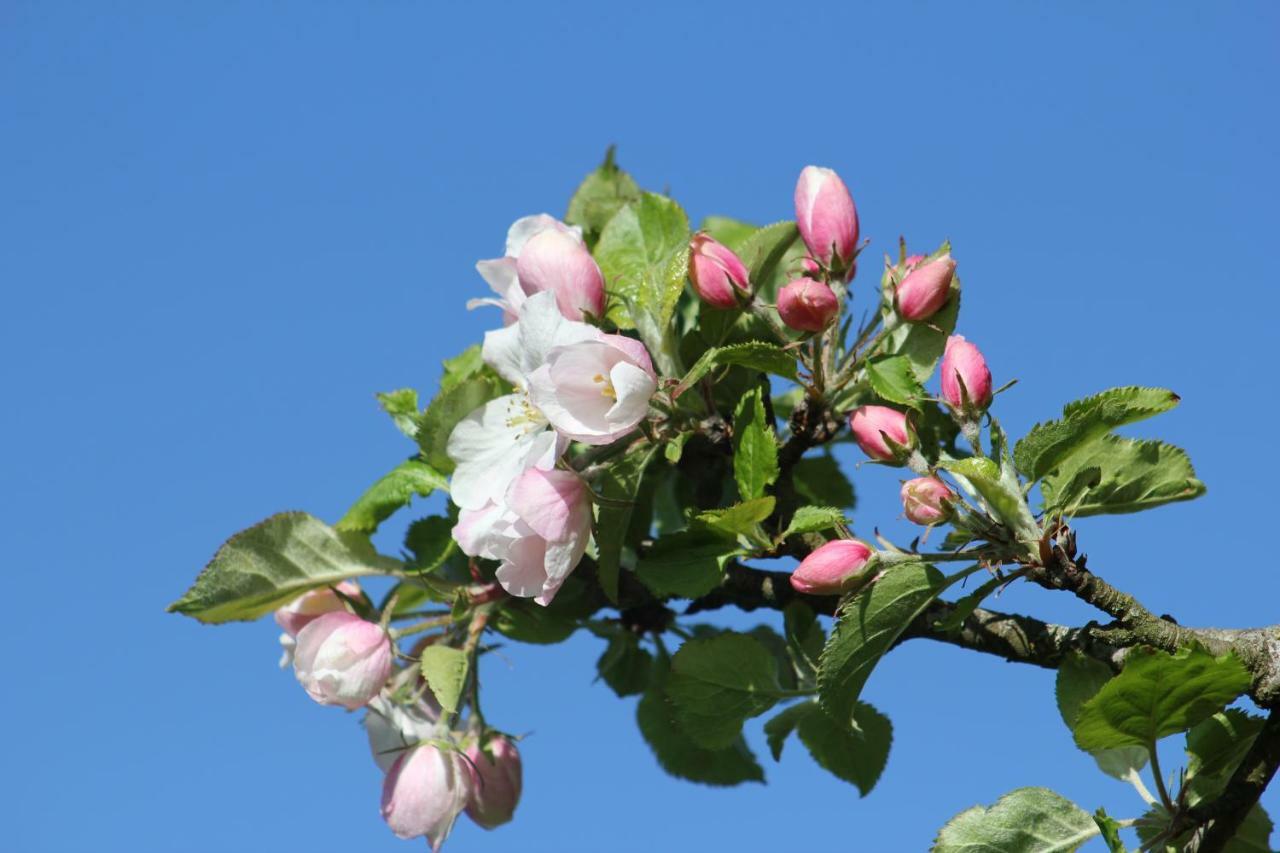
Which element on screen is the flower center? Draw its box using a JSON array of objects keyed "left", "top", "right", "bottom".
[
  {"left": 592, "top": 373, "right": 617, "bottom": 401},
  {"left": 504, "top": 393, "right": 547, "bottom": 433}
]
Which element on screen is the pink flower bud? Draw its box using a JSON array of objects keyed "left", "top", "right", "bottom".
[
  {"left": 515, "top": 228, "right": 606, "bottom": 322},
  {"left": 381, "top": 743, "right": 474, "bottom": 850},
  {"left": 789, "top": 539, "right": 876, "bottom": 595},
  {"left": 895, "top": 253, "right": 956, "bottom": 322},
  {"left": 273, "top": 580, "right": 362, "bottom": 637},
  {"left": 901, "top": 476, "right": 956, "bottom": 525},
  {"left": 940, "top": 335, "right": 993, "bottom": 411},
  {"left": 795, "top": 166, "right": 859, "bottom": 272},
  {"left": 777, "top": 278, "right": 839, "bottom": 332},
  {"left": 292, "top": 611, "right": 393, "bottom": 710},
  {"left": 465, "top": 735, "right": 523, "bottom": 829},
  {"left": 848, "top": 405, "right": 915, "bottom": 462},
  {"left": 688, "top": 233, "right": 750, "bottom": 309}
]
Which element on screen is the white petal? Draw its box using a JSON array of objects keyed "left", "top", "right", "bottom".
[
  {"left": 505, "top": 214, "right": 582, "bottom": 257},
  {"left": 446, "top": 395, "right": 554, "bottom": 510},
  {"left": 495, "top": 536, "right": 550, "bottom": 599},
  {"left": 606, "top": 360, "right": 658, "bottom": 431}
]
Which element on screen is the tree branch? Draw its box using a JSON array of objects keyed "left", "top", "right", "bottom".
[{"left": 1187, "top": 709, "right": 1280, "bottom": 852}]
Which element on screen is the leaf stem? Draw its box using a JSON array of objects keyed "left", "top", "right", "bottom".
[
  {"left": 1148, "top": 740, "right": 1175, "bottom": 811},
  {"left": 389, "top": 615, "right": 453, "bottom": 639}
]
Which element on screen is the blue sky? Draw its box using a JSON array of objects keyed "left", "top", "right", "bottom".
[{"left": 3, "top": 2, "right": 1278, "bottom": 850}]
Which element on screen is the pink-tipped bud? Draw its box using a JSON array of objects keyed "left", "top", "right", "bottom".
[
  {"left": 790, "top": 539, "right": 876, "bottom": 595},
  {"left": 465, "top": 735, "right": 523, "bottom": 829},
  {"left": 901, "top": 476, "right": 956, "bottom": 525},
  {"left": 381, "top": 744, "right": 474, "bottom": 850},
  {"left": 895, "top": 253, "right": 956, "bottom": 322},
  {"left": 777, "top": 278, "right": 839, "bottom": 332},
  {"left": 795, "top": 166, "right": 859, "bottom": 275},
  {"left": 292, "top": 611, "right": 394, "bottom": 710},
  {"left": 940, "top": 335, "right": 993, "bottom": 412},
  {"left": 273, "top": 580, "right": 362, "bottom": 637},
  {"left": 848, "top": 405, "right": 916, "bottom": 463},
  {"left": 688, "top": 233, "right": 750, "bottom": 309},
  {"left": 515, "top": 228, "right": 606, "bottom": 321}
]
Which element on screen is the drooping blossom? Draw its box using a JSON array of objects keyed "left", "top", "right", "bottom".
[
  {"left": 453, "top": 467, "right": 592, "bottom": 605},
  {"left": 380, "top": 743, "right": 474, "bottom": 850},
  {"left": 465, "top": 735, "right": 523, "bottom": 829},
  {"left": 471, "top": 214, "right": 603, "bottom": 323},
  {"left": 789, "top": 539, "right": 877, "bottom": 595},
  {"left": 292, "top": 611, "right": 394, "bottom": 710}
]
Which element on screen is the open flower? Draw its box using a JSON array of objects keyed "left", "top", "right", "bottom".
[
  {"left": 527, "top": 333, "right": 656, "bottom": 445},
  {"left": 471, "top": 214, "right": 602, "bottom": 323},
  {"left": 453, "top": 468, "right": 592, "bottom": 606}
]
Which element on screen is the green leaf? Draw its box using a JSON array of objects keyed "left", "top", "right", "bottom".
[
  {"left": 674, "top": 341, "right": 798, "bottom": 398},
  {"left": 866, "top": 355, "right": 927, "bottom": 409},
  {"left": 699, "top": 215, "right": 757, "bottom": 251},
  {"left": 416, "top": 375, "right": 504, "bottom": 474},
  {"left": 1137, "top": 803, "right": 1273, "bottom": 853},
  {"left": 763, "top": 702, "right": 811, "bottom": 761},
  {"left": 1040, "top": 435, "right": 1206, "bottom": 517},
  {"left": 796, "top": 700, "right": 893, "bottom": 796},
  {"left": 1073, "top": 646, "right": 1253, "bottom": 752},
  {"left": 636, "top": 657, "right": 765, "bottom": 786},
  {"left": 1014, "top": 386, "right": 1181, "bottom": 482},
  {"left": 1093, "top": 808, "right": 1127, "bottom": 853},
  {"left": 933, "top": 787, "right": 1099, "bottom": 853},
  {"left": 696, "top": 497, "right": 775, "bottom": 539},
  {"left": 439, "top": 345, "right": 486, "bottom": 391},
  {"left": 1054, "top": 653, "right": 1149, "bottom": 779},
  {"left": 168, "top": 512, "right": 397, "bottom": 623},
  {"left": 883, "top": 276, "right": 960, "bottom": 382},
  {"left": 1185, "top": 709, "right": 1266, "bottom": 801},
  {"left": 933, "top": 573, "right": 1006, "bottom": 635},
  {"left": 419, "top": 645, "right": 468, "bottom": 715},
  {"left": 491, "top": 576, "right": 591, "bottom": 645},
  {"left": 666, "top": 632, "right": 784, "bottom": 749},
  {"left": 594, "top": 444, "right": 660, "bottom": 603},
  {"left": 565, "top": 146, "right": 642, "bottom": 245},
  {"left": 781, "top": 506, "right": 845, "bottom": 539},
  {"left": 793, "top": 454, "right": 856, "bottom": 509},
  {"left": 733, "top": 388, "right": 779, "bottom": 501},
  {"left": 595, "top": 630, "right": 653, "bottom": 698},
  {"left": 403, "top": 515, "right": 457, "bottom": 573},
  {"left": 784, "top": 601, "right": 825, "bottom": 679},
  {"left": 635, "top": 530, "right": 737, "bottom": 599},
  {"left": 736, "top": 221, "right": 807, "bottom": 302},
  {"left": 941, "top": 455, "right": 1040, "bottom": 540},
  {"left": 336, "top": 458, "right": 448, "bottom": 535},
  {"left": 376, "top": 389, "right": 419, "bottom": 439},
  {"left": 818, "top": 561, "right": 955, "bottom": 724}
]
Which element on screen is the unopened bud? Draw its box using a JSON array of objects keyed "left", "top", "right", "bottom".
[
  {"left": 466, "top": 735, "right": 523, "bottom": 829},
  {"left": 777, "top": 278, "right": 839, "bottom": 332},
  {"left": 901, "top": 476, "right": 956, "bottom": 525},
  {"left": 274, "top": 580, "right": 362, "bottom": 637},
  {"left": 515, "top": 228, "right": 606, "bottom": 321},
  {"left": 940, "top": 335, "right": 993, "bottom": 412},
  {"left": 795, "top": 166, "right": 859, "bottom": 278},
  {"left": 848, "top": 405, "right": 916, "bottom": 463},
  {"left": 381, "top": 743, "right": 473, "bottom": 850},
  {"left": 688, "top": 233, "right": 750, "bottom": 309},
  {"left": 895, "top": 253, "right": 956, "bottom": 322},
  {"left": 293, "top": 611, "right": 393, "bottom": 710},
  {"left": 789, "top": 539, "right": 876, "bottom": 595}
]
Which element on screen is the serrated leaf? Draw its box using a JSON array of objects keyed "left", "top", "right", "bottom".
[
  {"left": 1073, "top": 646, "right": 1253, "bottom": 752},
  {"left": 733, "top": 388, "right": 778, "bottom": 501},
  {"left": 1055, "top": 653, "right": 1149, "bottom": 779},
  {"left": 818, "top": 561, "right": 956, "bottom": 724},
  {"left": 376, "top": 389, "right": 420, "bottom": 439},
  {"left": 674, "top": 341, "right": 798, "bottom": 398},
  {"left": 697, "top": 497, "right": 775, "bottom": 538},
  {"left": 699, "top": 215, "right": 757, "bottom": 251},
  {"left": 439, "top": 345, "right": 486, "bottom": 390},
  {"left": 784, "top": 601, "right": 825, "bottom": 680},
  {"left": 168, "top": 512, "right": 397, "bottom": 623},
  {"left": 793, "top": 454, "right": 856, "bottom": 510},
  {"left": 763, "top": 702, "right": 811, "bottom": 761},
  {"left": 866, "top": 354, "right": 927, "bottom": 408},
  {"left": 594, "top": 191, "right": 690, "bottom": 347},
  {"left": 596, "top": 630, "right": 653, "bottom": 697},
  {"left": 797, "top": 700, "right": 893, "bottom": 796},
  {"left": 666, "top": 632, "right": 785, "bottom": 749},
  {"left": 1040, "top": 435, "right": 1205, "bottom": 517},
  {"left": 942, "top": 455, "right": 1040, "bottom": 539},
  {"left": 636, "top": 657, "right": 765, "bottom": 786},
  {"left": 565, "top": 146, "right": 643, "bottom": 245},
  {"left": 403, "top": 515, "right": 457, "bottom": 573},
  {"left": 594, "top": 443, "right": 660, "bottom": 603},
  {"left": 1185, "top": 709, "right": 1266, "bottom": 802},
  {"left": 782, "top": 506, "right": 845, "bottom": 538},
  {"left": 933, "top": 787, "right": 1099, "bottom": 853},
  {"left": 1093, "top": 808, "right": 1127, "bottom": 853},
  {"left": 420, "top": 645, "right": 468, "bottom": 715},
  {"left": 1014, "top": 386, "right": 1181, "bottom": 482},
  {"left": 336, "top": 458, "right": 448, "bottom": 535},
  {"left": 416, "top": 375, "right": 504, "bottom": 474},
  {"left": 736, "top": 221, "right": 807, "bottom": 303},
  {"left": 635, "top": 530, "right": 737, "bottom": 599}
]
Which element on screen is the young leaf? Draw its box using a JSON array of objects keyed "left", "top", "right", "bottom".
[
  {"left": 636, "top": 658, "right": 765, "bottom": 786},
  {"left": 419, "top": 645, "right": 468, "bottom": 716},
  {"left": 439, "top": 344, "right": 486, "bottom": 390},
  {"left": 376, "top": 388, "right": 419, "bottom": 439},
  {"left": 594, "top": 191, "right": 690, "bottom": 341},
  {"left": 941, "top": 455, "right": 1040, "bottom": 540},
  {"left": 818, "top": 561, "right": 953, "bottom": 725},
  {"left": 733, "top": 388, "right": 779, "bottom": 501},
  {"left": 933, "top": 787, "right": 1099, "bottom": 853},
  {"left": 403, "top": 515, "right": 457, "bottom": 573},
  {"left": 781, "top": 506, "right": 845, "bottom": 539},
  {"left": 336, "top": 458, "right": 448, "bottom": 535},
  {"left": 696, "top": 497, "right": 775, "bottom": 539},
  {"left": 1073, "top": 646, "right": 1253, "bottom": 752},
  {"left": 1055, "top": 653, "right": 1149, "bottom": 779},
  {"left": 1013, "top": 386, "right": 1181, "bottom": 482},
  {"left": 168, "top": 512, "right": 397, "bottom": 624},
  {"left": 594, "top": 444, "right": 660, "bottom": 603},
  {"left": 865, "top": 354, "right": 927, "bottom": 409},
  {"left": 1093, "top": 808, "right": 1127, "bottom": 853},
  {"left": 565, "top": 146, "right": 643, "bottom": 245},
  {"left": 666, "top": 632, "right": 785, "bottom": 749},
  {"left": 636, "top": 529, "right": 738, "bottom": 599},
  {"left": 1040, "top": 435, "right": 1205, "bottom": 518},
  {"left": 416, "top": 375, "right": 504, "bottom": 474}
]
